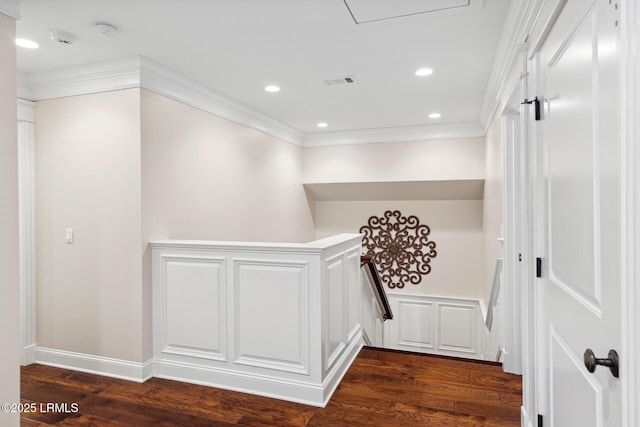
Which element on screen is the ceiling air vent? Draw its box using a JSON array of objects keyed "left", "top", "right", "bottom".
[{"left": 323, "top": 75, "right": 357, "bottom": 86}]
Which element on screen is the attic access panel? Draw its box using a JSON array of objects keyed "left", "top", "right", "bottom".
[{"left": 343, "top": 0, "right": 481, "bottom": 24}]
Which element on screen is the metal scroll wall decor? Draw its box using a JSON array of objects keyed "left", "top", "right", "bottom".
[{"left": 359, "top": 210, "right": 437, "bottom": 289}]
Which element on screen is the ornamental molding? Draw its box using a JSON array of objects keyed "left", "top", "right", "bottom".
[
  {"left": 17, "top": 56, "right": 304, "bottom": 147},
  {"left": 360, "top": 210, "right": 437, "bottom": 289}
]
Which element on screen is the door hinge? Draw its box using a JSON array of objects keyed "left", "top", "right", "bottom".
[
  {"left": 536, "top": 257, "right": 543, "bottom": 278},
  {"left": 518, "top": 253, "right": 522, "bottom": 262},
  {"left": 538, "top": 414, "right": 543, "bottom": 427},
  {"left": 522, "top": 96, "right": 541, "bottom": 120}
]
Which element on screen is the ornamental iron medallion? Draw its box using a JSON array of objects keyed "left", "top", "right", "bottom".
[{"left": 359, "top": 210, "right": 437, "bottom": 289}]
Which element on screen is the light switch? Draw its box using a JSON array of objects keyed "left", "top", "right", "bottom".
[{"left": 65, "top": 228, "right": 74, "bottom": 244}]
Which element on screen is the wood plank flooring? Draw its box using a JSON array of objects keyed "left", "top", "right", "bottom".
[{"left": 20, "top": 347, "right": 521, "bottom": 426}]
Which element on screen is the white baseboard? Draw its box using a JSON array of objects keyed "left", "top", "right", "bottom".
[
  {"left": 34, "top": 347, "right": 153, "bottom": 382},
  {"left": 155, "top": 335, "right": 364, "bottom": 408},
  {"left": 21, "top": 343, "right": 37, "bottom": 366},
  {"left": 320, "top": 332, "right": 364, "bottom": 406},
  {"left": 29, "top": 338, "right": 363, "bottom": 408},
  {"left": 521, "top": 405, "right": 534, "bottom": 427}
]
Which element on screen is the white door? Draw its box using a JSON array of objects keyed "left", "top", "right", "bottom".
[{"left": 538, "top": 0, "right": 622, "bottom": 425}]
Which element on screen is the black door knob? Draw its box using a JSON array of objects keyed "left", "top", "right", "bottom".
[{"left": 584, "top": 348, "right": 619, "bottom": 378}]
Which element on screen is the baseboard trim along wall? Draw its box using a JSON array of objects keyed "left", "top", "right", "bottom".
[
  {"left": 31, "top": 336, "right": 363, "bottom": 408},
  {"left": 520, "top": 406, "right": 532, "bottom": 427},
  {"left": 22, "top": 344, "right": 37, "bottom": 366},
  {"left": 34, "top": 347, "right": 153, "bottom": 383},
  {"left": 153, "top": 332, "right": 363, "bottom": 408}
]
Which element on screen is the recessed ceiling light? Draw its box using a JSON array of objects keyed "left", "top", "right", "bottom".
[
  {"left": 264, "top": 85, "right": 281, "bottom": 93},
  {"left": 15, "top": 38, "right": 39, "bottom": 49},
  {"left": 415, "top": 68, "right": 433, "bottom": 77},
  {"left": 317, "top": 122, "right": 328, "bottom": 128},
  {"left": 428, "top": 113, "right": 441, "bottom": 119}
]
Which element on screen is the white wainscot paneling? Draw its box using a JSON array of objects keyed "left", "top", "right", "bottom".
[
  {"left": 384, "top": 294, "right": 483, "bottom": 360},
  {"left": 397, "top": 301, "right": 434, "bottom": 350},
  {"left": 325, "top": 253, "right": 346, "bottom": 370},
  {"left": 438, "top": 303, "right": 476, "bottom": 353},
  {"left": 151, "top": 234, "right": 364, "bottom": 407},
  {"left": 361, "top": 278, "right": 384, "bottom": 347},
  {"left": 234, "top": 260, "right": 309, "bottom": 374},
  {"left": 346, "top": 249, "right": 361, "bottom": 342},
  {"left": 162, "top": 256, "right": 227, "bottom": 361}
]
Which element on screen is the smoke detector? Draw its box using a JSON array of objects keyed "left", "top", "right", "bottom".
[
  {"left": 49, "top": 30, "right": 76, "bottom": 45},
  {"left": 93, "top": 22, "right": 119, "bottom": 38}
]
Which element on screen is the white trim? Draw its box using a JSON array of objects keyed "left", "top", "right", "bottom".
[
  {"left": 17, "top": 72, "right": 33, "bottom": 101},
  {"left": 19, "top": 56, "right": 305, "bottom": 147},
  {"left": 502, "top": 110, "right": 523, "bottom": 376},
  {"left": 18, "top": 107, "right": 36, "bottom": 366},
  {"left": 17, "top": 99, "right": 35, "bottom": 122},
  {"left": 154, "top": 334, "right": 363, "bottom": 408},
  {"left": 528, "top": 0, "right": 569, "bottom": 59},
  {"left": 520, "top": 405, "right": 534, "bottom": 427},
  {"left": 303, "top": 121, "right": 484, "bottom": 146},
  {"left": 479, "top": 2, "right": 539, "bottom": 132},
  {"left": 23, "top": 57, "right": 142, "bottom": 101},
  {"left": 22, "top": 344, "right": 36, "bottom": 366},
  {"left": 622, "top": 0, "right": 639, "bottom": 425},
  {"left": 139, "top": 58, "right": 304, "bottom": 146},
  {"left": 35, "top": 347, "right": 153, "bottom": 382},
  {"left": 0, "top": 0, "right": 20, "bottom": 19}
]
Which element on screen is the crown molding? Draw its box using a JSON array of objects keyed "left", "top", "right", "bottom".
[
  {"left": 17, "top": 72, "right": 32, "bottom": 101},
  {"left": 138, "top": 57, "right": 304, "bottom": 146},
  {"left": 478, "top": 1, "right": 541, "bottom": 131},
  {"left": 21, "top": 57, "right": 142, "bottom": 101},
  {"left": 0, "top": 0, "right": 21, "bottom": 19},
  {"left": 18, "top": 56, "right": 305, "bottom": 146},
  {"left": 17, "top": 98, "right": 35, "bottom": 122},
  {"left": 303, "top": 121, "right": 484, "bottom": 147}
]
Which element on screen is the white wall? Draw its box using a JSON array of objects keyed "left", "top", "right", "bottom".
[
  {"left": 141, "top": 89, "right": 315, "bottom": 244},
  {"left": 0, "top": 11, "right": 20, "bottom": 427},
  {"left": 35, "top": 89, "right": 145, "bottom": 362},
  {"left": 315, "top": 200, "right": 483, "bottom": 299},
  {"left": 302, "top": 137, "right": 485, "bottom": 184}
]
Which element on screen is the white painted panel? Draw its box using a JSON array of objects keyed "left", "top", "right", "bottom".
[
  {"left": 164, "top": 257, "right": 226, "bottom": 360},
  {"left": 346, "top": 249, "right": 361, "bottom": 341},
  {"left": 234, "top": 260, "right": 308, "bottom": 373},
  {"left": 398, "top": 301, "right": 433, "bottom": 349},
  {"left": 326, "top": 254, "right": 346, "bottom": 368},
  {"left": 547, "top": 9, "right": 599, "bottom": 308},
  {"left": 550, "top": 328, "right": 601, "bottom": 427},
  {"left": 438, "top": 304, "right": 475, "bottom": 353},
  {"left": 373, "top": 316, "right": 383, "bottom": 347},
  {"left": 361, "top": 285, "right": 375, "bottom": 344}
]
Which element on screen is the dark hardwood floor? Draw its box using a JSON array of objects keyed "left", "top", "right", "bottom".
[{"left": 20, "top": 347, "right": 522, "bottom": 426}]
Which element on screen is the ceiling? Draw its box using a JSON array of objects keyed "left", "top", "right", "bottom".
[{"left": 15, "top": 0, "right": 512, "bottom": 142}]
